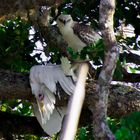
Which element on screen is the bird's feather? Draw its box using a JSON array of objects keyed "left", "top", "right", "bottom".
[
  {"left": 33, "top": 103, "right": 67, "bottom": 136},
  {"left": 73, "top": 23, "right": 101, "bottom": 45},
  {"left": 29, "top": 64, "right": 75, "bottom": 126},
  {"left": 36, "top": 85, "right": 56, "bottom": 124},
  {"left": 57, "top": 14, "right": 101, "bottom": 51}
]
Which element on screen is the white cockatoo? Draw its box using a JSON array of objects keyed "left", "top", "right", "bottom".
[{"left": 29, "top": 64, "right": 75, "bottom": 135}]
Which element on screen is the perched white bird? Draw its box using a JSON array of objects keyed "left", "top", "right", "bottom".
[
  {"left": 57, "top": 14, "right": 101, "bottom": 81},
  {"left": 29, "top": 64, "right": 75, "bottom": 135},
  {"left": 57, "top": 14, "right": 101, "bottom": 52}
]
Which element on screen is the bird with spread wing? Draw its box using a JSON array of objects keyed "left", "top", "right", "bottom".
[{"left": 30, "top": 64, "right": 75, "bottom": 135}]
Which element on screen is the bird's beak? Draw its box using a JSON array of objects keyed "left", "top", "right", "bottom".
[{"left": 63, "top": 20, "right": 67, "bottom": 25}]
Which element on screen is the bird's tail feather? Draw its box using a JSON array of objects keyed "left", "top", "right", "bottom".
[{"left": 33, "top": 103, "right": 66, "bottom": 136}]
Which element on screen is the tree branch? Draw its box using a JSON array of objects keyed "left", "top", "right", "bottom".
[
  {"left": 0, "top": 0, "right": 61, "bottom": 18},
  {"left": 60, "top": 63, "right": 89, "bottom": 140},
  {"left": 92, "top": 0, "right": 118, "bottom": 139},
  {"left": 120, "top": 52, "right": 140, "bottom": 65},
  {"left": 0, "top": 69, "right": 140, "bottom": 117},
  {"left": 0, "top": 69, "right": 33, "bottom": 101}
]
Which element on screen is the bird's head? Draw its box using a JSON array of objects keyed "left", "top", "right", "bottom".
[{"left": 57, "top": 14, "right": 73, "bottom": 29}]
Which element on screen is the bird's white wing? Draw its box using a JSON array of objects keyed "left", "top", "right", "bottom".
[
  {"left": 53, "top": 66, "right": 75, "bottom": 95},
  {"left": 36, "top": 85, "right": 56, "bottom": 124},
  {"left": 33, "top": 103, "right": 67, "bottom": 136},
  {"left": 44, "top": 65, "right": 75, "bottom": 95},
  {"left": 29, "top": 64, "right": 75, "bottom": 128}
]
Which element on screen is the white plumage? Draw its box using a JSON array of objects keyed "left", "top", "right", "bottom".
[
  {"left": 29, "top": 64, "right": 75, "bottom": 135},
  {"left": 33, "top": 104, "right": 67, "bottom": 136},
  {"left": 57, "top": 14, "right": 101, "bottom": 52}
]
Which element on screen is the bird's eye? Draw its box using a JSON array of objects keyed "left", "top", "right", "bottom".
[
  {"left": 66, "top": 19, "right": 71, "bottom": 23},
  {"left": 58, "top": 18, "right": 71, "bottom": 25}
]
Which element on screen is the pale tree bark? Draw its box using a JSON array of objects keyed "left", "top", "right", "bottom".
[
  {"left": 90, "top": 0, "right": 118, "bottom": 139},
  {"left": 60, "top": 63, "right": 89, "bottom": 140}
]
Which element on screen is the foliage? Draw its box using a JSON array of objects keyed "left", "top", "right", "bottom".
[
  {"left": 0, "top": 17, "right": 37, "bottom": 72},
  {"left": 67, "top": 39, "right": 104, "bottom": 63},
  {"left": 113, "top": 59, "right": 124, "bottom": 80},
  {"left": 0, "top": 99, "right": 33, "bottom": 116},
  {"left": 58, "top": 0, "right": 100, "bottom": 27},
  {"left": 23, "top": 135, "right": 49, "bottom": 140},
  {"left": 115, "top": 0, "right": 140, "bottom": 38},
  {"left": 45, "top": 112, "right": 140, "bottom": 140},
  {"left": 75, "top": 112, "right": 140, "bottom": 140},
  {"left": 0, "top": 0, "right": 140, "bottom": 139},
  {"left": 57, "top": 0, "right": 140, "bottom": 79},
  {"left": 108, "top": 112, "right": 140, "bottom": 140},
  {"left": 75, "top": 126, "right": 93, "bottom": 140}
]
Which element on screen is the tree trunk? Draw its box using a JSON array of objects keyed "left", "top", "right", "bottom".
[{"left": 91, "top": 0, "right": 118, "bottom": 139}]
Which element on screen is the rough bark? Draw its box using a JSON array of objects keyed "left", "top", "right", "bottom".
[
  {"left": 0, "top": 0, "right": 61, "bottom": 18},
  {"left": 0, "top": 69, "right": 140, "bottom": 117},
  {"left": 0, "top": 69, "right": 33, "bottom": 101},
  {"left": 91, "top": 0, "right": 118, "bottom": 139}
]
